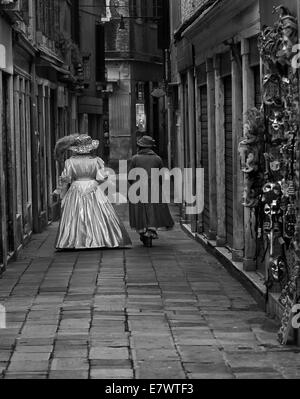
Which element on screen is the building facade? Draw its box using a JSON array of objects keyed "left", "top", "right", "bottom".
[
  {"left": 103, "top": 0, "right": 168, "bottom": 166},
  {"left": 77, "top": 0, "right": 107, "bottom": 161},
  {"left": 0, "top": 0, "right": 85, "bottom": 271},
  {"left": 169, "top": 0, "right": 300, "bottom": 344}
]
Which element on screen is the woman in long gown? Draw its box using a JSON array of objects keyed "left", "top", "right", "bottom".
[
  {"left": 129, "top": 135, "right": 174, "bottom": 247},
  {"left": 54, "top": 134, "right": 132, "bottom": 250}
]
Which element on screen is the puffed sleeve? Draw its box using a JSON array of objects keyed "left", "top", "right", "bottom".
[
  {"left": 96, "top": 157, "right": 108, "bottom": 183},
  {"left": 55, "top": 159, "right": 73, "bottom": 199}
]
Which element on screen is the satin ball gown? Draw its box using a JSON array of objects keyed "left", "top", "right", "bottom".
[{"left": 55, "top": 155, "right": 132, "bottom": 249}]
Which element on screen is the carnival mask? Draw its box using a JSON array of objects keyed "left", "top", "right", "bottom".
[
  {"left": 263, "top": 74, "right": 283, "bottom": 107},
  {"left": 269, "top": 110, "right": 285, "bottom": 144},
  {"left": 269, "top": 256, "right": 287, "bottom": 283},
  {"left": 275, "top": 6, "right": 298, "bottom": 65},
  {"left": 262, "top": 183, "right": 282, "bottom": 204}
]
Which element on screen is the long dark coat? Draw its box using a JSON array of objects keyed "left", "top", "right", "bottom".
[{"left": 128, "top": 149, "right": 174, "bottom": 231}]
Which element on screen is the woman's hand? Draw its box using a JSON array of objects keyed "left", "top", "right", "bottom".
[{"left": 52, "top": 189, "right": 61, "bottom": 202}]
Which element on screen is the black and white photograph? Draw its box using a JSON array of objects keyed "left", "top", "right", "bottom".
[{"left": 0, "top": 0, "right": 300, "bottom": 387}]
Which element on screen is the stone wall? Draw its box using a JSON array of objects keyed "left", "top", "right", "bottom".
[{"left": 181, "top": 0, "right": 210, "bottom": 22}]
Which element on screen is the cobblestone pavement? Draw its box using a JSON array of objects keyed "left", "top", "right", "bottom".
[{"left": 0, "top": 204, "right": 299, "bottom": 380}]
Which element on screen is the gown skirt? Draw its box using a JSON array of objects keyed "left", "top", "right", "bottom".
[{"left": 56, "top": 180, "right": 132, "bottom": 249}]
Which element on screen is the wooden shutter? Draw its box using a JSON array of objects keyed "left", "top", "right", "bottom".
[
  {"left": 224, "top": 76, "right": 233, "bottom": 248},
  {"left": 200, "top": 85, "right": 210, "bottom": 234}
]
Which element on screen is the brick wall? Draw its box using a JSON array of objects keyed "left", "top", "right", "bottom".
[{"left": 181, "top": 0, "right": 210, "bottom": 21}]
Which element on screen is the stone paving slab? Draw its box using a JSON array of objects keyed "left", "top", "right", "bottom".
[{"left": 0, "top": 204, "right": 299, "bottom": 379}]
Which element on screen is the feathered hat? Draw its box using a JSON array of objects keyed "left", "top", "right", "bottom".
[
  {"left": 54, "top": 134, "right": 100, "bottom": 161},
  {"left": 69, "top": 135, "right": 99, "bottom": 154},
  {"left": 54, "top": 134, "right": 80, "bottom": 161}
]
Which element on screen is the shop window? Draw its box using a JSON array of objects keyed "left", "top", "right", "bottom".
[{"left": 36, "top": 0, "right": 57, "bottom": 39}]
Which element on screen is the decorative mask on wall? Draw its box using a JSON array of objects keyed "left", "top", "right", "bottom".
[
  {"left": 269, "top": 109, "right": 285, "bottom": 145},
  {"left": 275, "top": 6, "right": 298, "bottom": 66},
  {"left": 241, "top": 6, "right": 300, "bottom": 345}
]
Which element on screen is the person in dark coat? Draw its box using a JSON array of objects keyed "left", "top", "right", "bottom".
[{"left": 128, "top": 135, "right": 174, "bottom": 247}]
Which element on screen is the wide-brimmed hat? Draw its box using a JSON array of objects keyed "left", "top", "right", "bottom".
[
  {"left": 137, "top": 135, "right": 156, "bottom": 148},
  {"left": 70, "top": 134, "right": 99, "bottom": 154}
]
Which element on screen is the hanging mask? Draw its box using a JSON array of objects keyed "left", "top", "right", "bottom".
[
  {"left": 270, "top": 160, "right": 281, "bottom": 171},
  {"left": 269, "top": 110, "right": 285, "bottom": 144},
  {"left": 262, "top": 182, "right": 282, "bottom": 198},
  {"left": 270, "top": 199, "right": 280, "bottom": 215},
  {"left": 238, "top": 141, "right": 259, "bottom": 173},
  {"left": 269, "top": 256, "right": 287, "bottom": 283},
  {"left": 263, "top": 74, "right": 283, "bottom": 106},
  {"left": 264, "top": 203, "right": 271, "bottom": 214},
  {"left": 274, "top": 6, "right": 298, "bottom": 65},
  {"left": 287, "top": 181, "right": 296, "bottom": 197},
  {"left": 285, "top": 219, "right": 296, "bottom": 238}
]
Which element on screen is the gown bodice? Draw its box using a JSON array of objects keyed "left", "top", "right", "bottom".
[{"left": 64, "top": 156, "right": 105, "bottom": 181}]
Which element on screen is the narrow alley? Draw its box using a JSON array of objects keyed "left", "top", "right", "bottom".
[{"left": 0, "top": 205, "right": 299, "bottom": 380}]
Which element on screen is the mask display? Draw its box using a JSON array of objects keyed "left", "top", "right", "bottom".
[{"left": 240, "top": 6, "right": 300, "bottom": 345}]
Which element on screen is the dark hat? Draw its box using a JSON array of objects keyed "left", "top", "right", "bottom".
[{"left": 137, "top": 135, "right": 156, "bottom": 148}]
